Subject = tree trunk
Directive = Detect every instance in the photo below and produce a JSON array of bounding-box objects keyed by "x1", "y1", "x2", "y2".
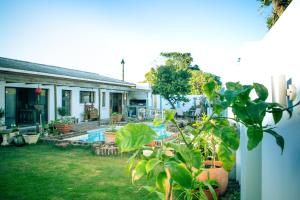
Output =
[{"x1": 166, "y1": 99, "x2": 176, "y2": 109}]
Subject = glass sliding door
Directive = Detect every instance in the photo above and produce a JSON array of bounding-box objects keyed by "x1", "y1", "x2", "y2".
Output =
[
  {"x1": 5, "y1": 87, "x2": 48, "y2": 127},
  {"x1": 5, "y1": 88, "x2": 16, "y2": 127},
  {"x1": 62, "y1": 90, "x2": 71, "y2": 116}
]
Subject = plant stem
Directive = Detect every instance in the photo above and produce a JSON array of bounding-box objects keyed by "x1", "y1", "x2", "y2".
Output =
[
  {"x1": 165, "y1": 168, "x2": 173, "y2": 200},
  {"x1": 189, "y1": 113, "x2": 214, "y2": 145},
  {"x1": 266, "y1": 100, "x2": 300, "y2": 113},
  {"x1": 172, "y1": 119, "x2": 189, "y2": 147}
]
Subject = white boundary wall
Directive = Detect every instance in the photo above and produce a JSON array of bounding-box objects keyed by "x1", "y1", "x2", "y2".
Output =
[{"x1": 236, "y1": 1, "x2": 300, "y2": 199}]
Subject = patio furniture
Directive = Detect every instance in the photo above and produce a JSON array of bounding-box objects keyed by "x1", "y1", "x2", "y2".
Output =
[{"x1": 84, "y1": 103, "x2": 98, "y2": 120}]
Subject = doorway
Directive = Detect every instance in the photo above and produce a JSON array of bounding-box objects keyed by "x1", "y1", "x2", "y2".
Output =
[
  {"x1": 110, "y1": 93, "x2": 123, "y2": 114},
  {"x1": 5, "y1": 87, "x2": 48, "y2": 127}
]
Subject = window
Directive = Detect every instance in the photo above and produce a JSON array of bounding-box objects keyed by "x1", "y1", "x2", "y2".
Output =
[
  {"x1": 80, "y1": 91, "x2": 95, "y2": 103},
  {"x1": 62, "y1": 90, "x2": 71, "y2": 116},
  {"x1": 102, "y1": 92, "x2": 106, "y2": 107}
]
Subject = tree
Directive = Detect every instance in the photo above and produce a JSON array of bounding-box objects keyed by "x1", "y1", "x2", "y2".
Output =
[
  {"x1": 148, "y1": 65, "x2": 191, "y2": 109},
  {"x1": 146, "y1": 52, "x2": 222, "y2": 108},
  {"x1": 189, "y1": 70, "x2": 221, "y2": 95},
  {"x1": 258, "y1": 0, "x2": 293, "y2": 29},
  {"x1": 160, "y1": 52, "x2": 193, "y2": 69},
  {"x1": 145, "y1": 52, "x2": 193, "y2": 109}
]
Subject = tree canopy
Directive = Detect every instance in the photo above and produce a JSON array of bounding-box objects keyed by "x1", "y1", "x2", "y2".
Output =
[
  {"x1": 258, "y1": 0, "x2": 293, "y2": 29},
  {"x1": 147, "y1": 65, "x2": 191, "y2": 109},
  {"x1": 189, "y1": 70, "x2": 221, "y2": 95},
  {"x1": 145, "y1": 52, "x2": 221, "y2": 108}
]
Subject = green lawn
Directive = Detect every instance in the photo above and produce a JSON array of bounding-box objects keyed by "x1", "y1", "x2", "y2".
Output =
[{"x1": 0, "y1": 144, "x2": 156, "y2": 200}]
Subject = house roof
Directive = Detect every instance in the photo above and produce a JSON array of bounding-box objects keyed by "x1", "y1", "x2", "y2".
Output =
[{"x1": 0, "y1": 57, "x2": 135, "y2": 87}]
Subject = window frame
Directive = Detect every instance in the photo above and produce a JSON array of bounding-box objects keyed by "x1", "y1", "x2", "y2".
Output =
[
  {"x1": 80, "y1": 91, "x2": 95, "y2": 104},
  {"x1": 102, "y1": 92, "x2": 106, "y2": 107}
]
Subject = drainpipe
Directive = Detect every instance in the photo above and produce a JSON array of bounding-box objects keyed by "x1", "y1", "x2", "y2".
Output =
[
  {"x1": 54, "y1": 84, "x2": 57, "y2": 120},
  {"x1": 98, "y1": 88, "x2": 101, "y2": 125}
]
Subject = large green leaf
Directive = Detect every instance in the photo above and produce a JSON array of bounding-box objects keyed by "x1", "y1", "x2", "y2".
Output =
[
  {"x1": 247, "y1": 126, "x2": 263, "y2": 150},
  {"x1": 272, "y1": 108, "x2": 283, "y2": 124},
  {"x1": 166, "y1": 161, "x2": 192, "y2": 189},
  {"x1": 203, "y1": 80, "x2": 217, "y2": 100},
  {"x1": 146, "y1": 158, "x2": 161, "y2": 174},
  {"x1": 264, "y1": 129, "x2": 284, "y2": 154},
  {"x1": 232, "y1": 105, "x2": 253, "y2": 124},
  {"x1": 220, "y1": 126, "x2": 239, "y2": 150},
  {"x1": 203, "y1": 181, "x2": 217, "y2": 200},
  {"x1": 226, "y1": 82, "x2": 242, "y2": 91},
  {"x1": 238, "y1": 85, "x2": 253, "y2": 104},
  {"x1": 253, "y1": 83, "x2": 268, "y2": 101},
  {"x1": 218, "y1": 143, "x2": 235, "y2": 171},
  {"x1": 224, "y1": 90, "x2": 238, "y2": 105},
  {"x1": 132, "y1": 160, "x2": 147, "y2": 182},
  {"x1": 142, "y1": 186, "x2": 165, "y2": 200},
  {"x1": 116, "y1": 123, "x2": 157, "y2": 152},
  {"x1": 164, "y1": 109, "x2": 176, "y2": 122},
  {"x1": 165, "y1": 143, "x2": 201, "y2": 169},
  {"x1": 153, "y1": 118, "x2": 164, "y2": 126},
  {"x1": 212, "y1": 99, "x2": 227, "y2": 115},
  {"x1": 245, "y1": 102, "x2": 268, "y2": 124},
  {"x1": 156, "y1": 171, "x2": 167, "y2": 193}
]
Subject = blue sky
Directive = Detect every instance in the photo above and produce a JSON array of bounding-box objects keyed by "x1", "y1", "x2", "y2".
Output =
[{"x1": 0, "y1": 0, "x2": 271, "y2": 82}]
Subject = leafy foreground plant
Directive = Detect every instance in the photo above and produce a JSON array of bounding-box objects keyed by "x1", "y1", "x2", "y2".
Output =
[{"x1": 116, "y1": 81, "x2": 299, "y2": 200}]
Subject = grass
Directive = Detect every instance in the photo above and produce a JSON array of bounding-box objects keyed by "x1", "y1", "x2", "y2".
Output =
[{"x1": 0, "y1": 144, "x2": 156, "y2": 200}]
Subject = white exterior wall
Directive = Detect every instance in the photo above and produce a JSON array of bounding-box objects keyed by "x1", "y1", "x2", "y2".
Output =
[
  {"x1": 236, "y1": 1, "x2": 300, "y2": 199},
  {"x1": 160, "y1": 95, "x2": 206, "y2": 112},
  {"x1": 100, "y1": 89, "x2": 110, "y2": 120},
  {"x1": 56, "y1": 86, "x2": 99, "y2": 121},
  {"x1": 0, "y1": 81, "x2": 134, "y2": 123},
  {"x1": 0, "y1": 81, "x2": 6, "y2": 110}
]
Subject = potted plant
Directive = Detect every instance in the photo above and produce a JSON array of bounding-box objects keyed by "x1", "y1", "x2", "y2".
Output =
[
  {"x1": 54, "y1": 107, "x2": 74, "y2": 134},
  {"x1": 111, "y1": 112, "x2": 122, "y2": 123},
  {"x1": 58, "y1": 107, "x2": 67, "y2": 117},
  {"x1": 13, "y1": 131, "x2": 25, "y2": 147},
  {"x1": 202, "y1": 180, "x2": 220, "y2": 200},
  {"x1": 7, "y1": 125, "x2": 20, "y2": 144},
  {"x1": 0, "y1": 130, "x2": 10, "y2": 146},
  {"x1": 81, "y1": 112, "x2": 88, "y2": 122},
  {"x1": 54, "y1": 118, "x2": 74, "y2": 134},
  {"x1": 23, "y1": 131, "x2": 40, "y2": 144},
  {"x1": 104, "y1": 119, "x2": 118, "y2": 143},
  {"x1": 192, "y1": 118, "x2": 230, "y2": 195}
]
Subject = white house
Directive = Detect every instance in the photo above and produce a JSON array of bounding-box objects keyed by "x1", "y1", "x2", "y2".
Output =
[{"x1": 0, "y1": 57, "x2": 151, "y2": 127}]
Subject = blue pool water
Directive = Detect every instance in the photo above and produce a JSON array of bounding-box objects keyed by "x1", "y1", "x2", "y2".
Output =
[{"x1": 73, "y1": 125, "x2": 172, "y2": 143}]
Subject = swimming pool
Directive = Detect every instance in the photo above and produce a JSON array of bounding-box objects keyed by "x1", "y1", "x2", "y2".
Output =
[{"x1": 66, "y1": 125, "x2": 173, "y2": 143}]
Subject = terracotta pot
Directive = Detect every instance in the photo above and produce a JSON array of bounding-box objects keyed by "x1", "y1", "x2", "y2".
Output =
[
  {"x1": 146, "y1": 140, "x2": 156, "y2": 147},
  {"x1": 54, "y1": 124, "x2": 73, "y2": 134},
  {"x1": 198, "y1": 161, "x2": 228, "y2": 195},
  {"x1": 111, "y1": 114, "x2": 122, "y2": 123},
  {"x1": 204, "y1": 187, "x2": 220, "y2": 200},
  {"x1": 104, "y1": 131, "x2": 117, "y2": 143}
]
